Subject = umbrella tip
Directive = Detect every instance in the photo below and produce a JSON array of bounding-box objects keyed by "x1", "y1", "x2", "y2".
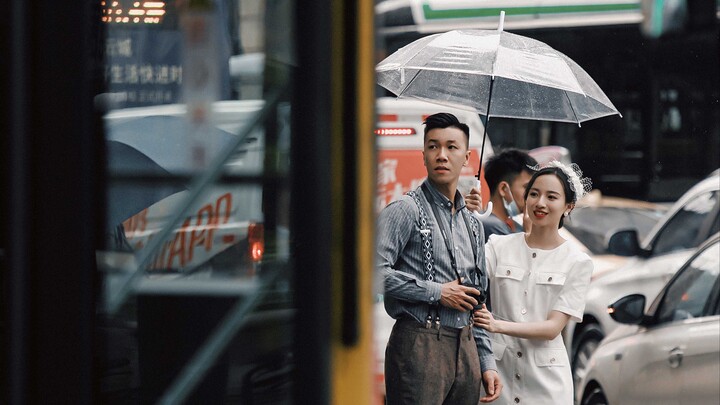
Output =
[{"x1": 498, "y1": 10, "x2": 505, "y2": 32}]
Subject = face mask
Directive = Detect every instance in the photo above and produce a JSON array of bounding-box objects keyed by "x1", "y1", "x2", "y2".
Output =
[{"x1": 502, "y1": 186, "x2": 520, "y2": 217}]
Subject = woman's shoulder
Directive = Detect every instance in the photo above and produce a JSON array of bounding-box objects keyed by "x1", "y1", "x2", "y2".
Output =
[
  {"x1": 562, "y1": 243, "x2": 594, "y2": 271},
  {"x1": 563, "y1": 240, "x2": 592, "y2": 261},
  {"x1": 487, "y1": 232, "x2": 526, "y2": 248}
]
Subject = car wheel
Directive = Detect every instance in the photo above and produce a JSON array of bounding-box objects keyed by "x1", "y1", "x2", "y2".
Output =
[
  {"x1": 572, "y1": 323, "x2": 604, "y2": 396},
  {"x1": 582, "y1": 385, "x2": 609, "y2": 405}
]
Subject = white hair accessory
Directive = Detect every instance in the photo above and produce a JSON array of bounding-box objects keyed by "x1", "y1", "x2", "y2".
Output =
[{"x1": 529, "y1": 161, "x2": 592, "y2": 202}]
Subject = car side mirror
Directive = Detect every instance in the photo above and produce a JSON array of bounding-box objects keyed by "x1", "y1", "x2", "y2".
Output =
[
  {"x1": 608, "y1": 294, "x2": 646, "y2": 324},
  {"x1": 607, "y1": 229, "x2": 641, "y2": 256}
]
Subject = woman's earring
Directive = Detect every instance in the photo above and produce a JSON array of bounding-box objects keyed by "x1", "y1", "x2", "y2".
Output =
[{"x1": 564, "y1": 212, "x2": 569, "y2": 217}]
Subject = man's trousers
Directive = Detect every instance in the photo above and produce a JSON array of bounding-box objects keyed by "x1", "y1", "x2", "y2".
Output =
[{"x1": 385, "y1": 318, "x2": 482, "y2": 405}]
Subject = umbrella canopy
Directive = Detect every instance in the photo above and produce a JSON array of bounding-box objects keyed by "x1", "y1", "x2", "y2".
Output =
[
  {"x1": 107, "y1": 140, "x2": 186, "y2": 228},
  {"x1": 376, "y1": 29, "x2": 620, "y2": 125},
  {"x1": 105, "y1": 115, "x2": 238, "y2": 227},
  {"x1": 106, "y1": 115, "x2": 237, "y2": 174}
]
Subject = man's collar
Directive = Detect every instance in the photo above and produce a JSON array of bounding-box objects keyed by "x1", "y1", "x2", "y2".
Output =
[{"x1": 423, "y1": 179, "x2": 466, "y2": 211}]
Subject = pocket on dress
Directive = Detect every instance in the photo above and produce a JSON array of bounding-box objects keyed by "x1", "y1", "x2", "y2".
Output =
[
  {"x1": 494, "y1": 265, "x2": 526, "y2": 281},
  {"x1": 491, "y1": 340, "x2": 506, "y2": 361},
  {"x1": 534, "y1": 348, "x2": 568, "y2": 367},
  {"x1": 534, "y1": 272, "x2": 566, "y2": 286}
]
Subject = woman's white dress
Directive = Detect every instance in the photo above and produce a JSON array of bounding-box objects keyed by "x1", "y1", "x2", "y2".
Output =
[{"x1": 485, "y1": 232, "x2": 593, "y2": 405}]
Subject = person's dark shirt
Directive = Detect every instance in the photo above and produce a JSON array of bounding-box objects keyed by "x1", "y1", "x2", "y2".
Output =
[{"x1": 480, "y1": 213, "x2": 523, "y2": 241}]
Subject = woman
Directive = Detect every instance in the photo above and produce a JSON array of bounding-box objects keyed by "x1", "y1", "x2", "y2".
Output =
[{"x1": 473, "y1": 161, "x2": 593, "y2": 405}]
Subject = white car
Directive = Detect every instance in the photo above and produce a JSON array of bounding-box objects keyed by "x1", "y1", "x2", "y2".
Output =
[
  {"x1": 558, "y1": 191, "x2": 667, "y2": 279},
  {"x1": 104, "y1": 101, "x2": 268, "y2": 276},
  {"x1": 566, "y1": 169, "x2": 720, "y2": 393},
  {"x1": 578, "y1": 233, "x2": 720, "y2": 405}
]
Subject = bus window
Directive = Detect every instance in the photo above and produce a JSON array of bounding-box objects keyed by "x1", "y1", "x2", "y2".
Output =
[{"x1": 98, "y1": 1, "x2": 295, "y2": 403}]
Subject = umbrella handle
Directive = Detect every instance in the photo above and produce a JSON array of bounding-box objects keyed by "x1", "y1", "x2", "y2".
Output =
[
  {"x1": 471, "y1": 179, "x2": 493, "y2": 219},
  {"x1": 473, "y1": 202, "x2": 493, "y2": 220}
]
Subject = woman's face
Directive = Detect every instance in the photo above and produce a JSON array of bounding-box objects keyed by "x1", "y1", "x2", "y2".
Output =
[{"x1": 525, "y1": 174, "x2": 572, "y2": 228}]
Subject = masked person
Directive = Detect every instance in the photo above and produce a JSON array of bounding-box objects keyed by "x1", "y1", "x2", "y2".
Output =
[
  {"x1": 465, "y1": 149, "x2": 538, "y2": 241},
  {"x1": 377, "y1": 113, "x2": 502, "y2": 405},
  {"x1": 473, "y1": 161, "x2": 594, "y2": 405}
]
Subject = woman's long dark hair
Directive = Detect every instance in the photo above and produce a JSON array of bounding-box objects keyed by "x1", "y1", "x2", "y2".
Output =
[{"x1": 523, "y1": 167, "x2": 575, "y2": 228}]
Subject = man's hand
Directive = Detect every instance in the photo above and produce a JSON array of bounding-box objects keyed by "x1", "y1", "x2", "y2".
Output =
[
  {"x1": 439, "y1": 278, "x2": 480, "y2": 311},
  {"x1": 464, "y1": 186, "x2": 483, "y2": 213},
  {"x1": 480, "y1": 369, "x2": 502, "y2": 402}
]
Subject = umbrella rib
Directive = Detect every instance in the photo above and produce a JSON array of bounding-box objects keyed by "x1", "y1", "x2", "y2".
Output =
[
  {"x1": 396, "y1": 68, "x2": 424, "y2": 98},
  {"x1": 563, "y1": 90, "x2": 581, "y2": 126}
]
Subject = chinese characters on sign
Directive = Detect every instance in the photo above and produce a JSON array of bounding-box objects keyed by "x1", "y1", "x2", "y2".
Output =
[
  {"x1": 376, "y1": 151, "x2": 426, "y2": 212},
  {"x1": 105, "y1": 30, "x2": 184, "y2": 108}
]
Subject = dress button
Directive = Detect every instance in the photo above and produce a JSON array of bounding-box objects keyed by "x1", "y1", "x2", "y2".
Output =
[
  {"x1": 515, "y1": 373, "x2": 521, "y2": 380},
  {"x1": 506, "y1": 270, "x2": 511, "y2": 276},
  {"x1": 517, "y1": 351, "x2": 523, "y2": 358},
  {"x1": 514, "y1": 398, "x2": 520, "y2": 403},
  {"x1": 550, "y1": 357, "x2": 556, "y2": 363},
  {"x1": 524, "y1": 290, "x2": 528, "y2": 296},
  {"x1": 532, "y1": 252, "x2": 537, "y2": 258},
  {"x1": 548, "y1": 276, "x2": 553, "y2": 282},
  {"x1": 521, "y1": 308, "x2": 527, "y2": 315}
]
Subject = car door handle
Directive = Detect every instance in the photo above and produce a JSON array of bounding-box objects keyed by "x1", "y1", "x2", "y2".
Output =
[{"x1": 668, "y1": 347, "x2": 684, "y2": 368}]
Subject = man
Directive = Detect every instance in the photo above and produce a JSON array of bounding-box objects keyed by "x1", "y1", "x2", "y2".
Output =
[
  {"x1": 376, "y1": 113, "x2": 502, "y2": 405},
  {"x1": 466, "y1": 149, "x2": 538, "y2": 240}
]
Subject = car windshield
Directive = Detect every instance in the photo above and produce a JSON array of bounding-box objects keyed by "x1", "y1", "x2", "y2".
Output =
[
  {"x1": 563, "y1": 206, "x2": 666, "y2": 255},
  {"x1": 655, "y1": 240, "x2": 720, "y2": 323}
]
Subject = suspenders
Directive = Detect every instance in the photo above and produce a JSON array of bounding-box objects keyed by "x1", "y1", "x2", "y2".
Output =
[
  {"x1": 406, "y1": 184, "x2": 482, "y2": 329},
  {"x1": 407, "y1": 189, "x2": 441, "y2": 329}
]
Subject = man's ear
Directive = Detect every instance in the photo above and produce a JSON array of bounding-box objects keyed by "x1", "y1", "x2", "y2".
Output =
[{"x1": 498, "y1": 181, "x2": 509, "y2": 197}]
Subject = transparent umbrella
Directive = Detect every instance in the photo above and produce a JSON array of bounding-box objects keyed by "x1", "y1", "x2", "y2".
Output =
[
  {"x1": 376, "y1": 29, "x2": 620, "y2": 124},
  {"x1": 376, "y1": 13, "x2": 621, "y2": 214}
]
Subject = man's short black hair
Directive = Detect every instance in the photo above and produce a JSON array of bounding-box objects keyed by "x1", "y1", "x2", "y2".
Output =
[
  {"x1": 423, "y1": 112, "x2": 470, "y2": 147},
  {"x1": 484, "y1": 148, "x2": 538, "y2": 194}
]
